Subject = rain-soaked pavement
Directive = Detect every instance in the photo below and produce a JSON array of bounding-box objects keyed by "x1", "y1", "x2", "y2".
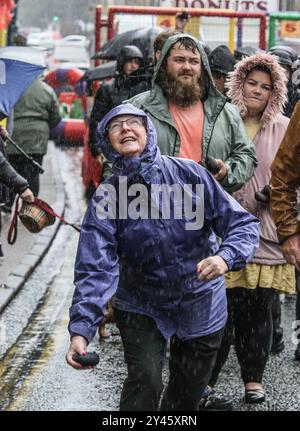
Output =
[{"x1": 0, "y1": 146, "x2": 300, "y2": 411}]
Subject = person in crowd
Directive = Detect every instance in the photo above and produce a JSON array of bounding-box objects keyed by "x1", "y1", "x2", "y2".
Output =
[
  {"x1": 234, "y1": 46, "x2": 258, "y2": 62},
  {"x1": 154, "y1": 29, "x2": 210, "y2": 65},
  {"x1": 0, "y1": 126, "x2": 34, "y2": 259},
  {"x1": 122, "y1": 31, "x2": 183, "y2": 105},
  {"x1": 268, "y1": 45, "x2": 299, "y2": 118},
  {"x1": 6, "y1": 76, "x2": 61, "y2": 197},
  {"x1": 118, "y1": 29, "x2": 194, "y2": 117},
  {"x1": 12, "y1": 32, "x2": 27, "y2": 46},
  {"x1": 153, "y1": 30, "x2": 181, "y2": 64},
  {"x1": 205, "y1": 53, "x2": 295, "y2": 407},
  {"x1": 208, "y1": 45, "x2": 236, "y2": 96},
  {"x1": 175, "y1": 11, "x2": 190, "y2": 32},
  {"x1": 88, "y1": 45, "x2": 145, "y2": 163},
  {"x1": 267, "y1": 45, "x2": 300, "y2": 354},
  {"x1": 88, "y1": 45, "x2": 147, "y2": 338},
  {"x1": 270, "y1": 100, "x2": 300, "y2": 361},
  {"x1": 128, "y1": 34, "x2": 257, "y2": 195},
  {"x1": 66, "y1": 103, "x2": 259, "y2": 411}
]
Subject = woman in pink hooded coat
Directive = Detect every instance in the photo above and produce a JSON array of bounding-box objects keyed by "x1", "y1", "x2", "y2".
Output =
[{"x1": 206, "y1": 53, "x2": 296, "y2": 406}]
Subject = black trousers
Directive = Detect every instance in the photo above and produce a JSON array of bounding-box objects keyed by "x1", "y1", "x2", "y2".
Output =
[
  {"x1": 209, "y1": 287, "x2": 274, "y2": 386},
  {"x1": 114, "y1": 308, "x2": 224, "y2": 411},
  {"x1": 8, "y1": 154, "x2": 44, "y2": 196},
  {"x1": 296, "y1": 271, "x2": 300, "y2": 322},
  {"x1": 272, "y1": 292, "x2": 283, "y2": 345}
]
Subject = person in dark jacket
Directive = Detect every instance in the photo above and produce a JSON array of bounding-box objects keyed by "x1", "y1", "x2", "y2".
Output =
[
  {"x1": 208, "y1": 45, "x2": 236, "y2": 95},
  {"x1": 0, "y1": 126, "x2": 34, "y2": 258},
  {"x1": 268, "y1": 45, "x2": 299, "y2": 118},
  {"x1": 88, "y1": 45, "x2": 145, "y2": 161},
  {"x1": 234, "y1": 46, "x2": 258, "y2": 62},
  {"x1": 6, "y1": 76, "x2": 61, "y2": 197},
  {"x1": 0, "y1": 145, "x2": 33, "y2": 202},
  {"x1": 66, "y1": 103, "x2": 260, "y2": 411}
]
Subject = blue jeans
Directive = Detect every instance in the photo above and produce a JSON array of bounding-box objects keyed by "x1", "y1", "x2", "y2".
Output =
[{"x1": 114, "y1": 308, "x2": 224, "y2": 411}]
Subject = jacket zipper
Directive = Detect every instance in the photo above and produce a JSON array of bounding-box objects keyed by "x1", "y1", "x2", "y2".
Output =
[{"x1": 204, "y1": 100, "x2": 227, "y2": 161}]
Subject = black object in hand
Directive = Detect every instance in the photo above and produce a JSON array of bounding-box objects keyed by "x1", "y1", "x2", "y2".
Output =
[
  {"x1": 72, "y1": 352, "x2": 100, "y2": 366},
  {"x1": 255, "y1": 185, "x2": 270, "y2": 204},
  {"x1": 205, "y1": 156, "x2": 221, "y2": 174}
]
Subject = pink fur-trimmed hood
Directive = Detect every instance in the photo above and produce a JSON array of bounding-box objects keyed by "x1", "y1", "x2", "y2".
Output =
[{"x1": 226, "y1": 53, "x2": 287, "y2": 126}]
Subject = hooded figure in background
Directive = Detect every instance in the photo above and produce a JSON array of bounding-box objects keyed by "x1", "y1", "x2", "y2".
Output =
[
  {"x1": 268, "y1": 45, "x2": 300, "y2": 118},
  {"x1": 208, "y1": 45, "x2": 236, "y2": 96},
  {"x1": 234, "y1": 45, "x2": 258, "y2": 62},
  {"x1": 88, "y1": 45, "x2": 147, "y2": 160},
  {"x1": 6, "y1": 75, "x2": 61, "y2": 198},
  {"x1": 66, "y1": 103, "x2": 259, "y2": 411}
]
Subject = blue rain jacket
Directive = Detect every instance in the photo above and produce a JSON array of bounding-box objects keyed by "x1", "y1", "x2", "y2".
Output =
[{"x1": 69, "y1": 104, "x2": 259, "y2": 343}]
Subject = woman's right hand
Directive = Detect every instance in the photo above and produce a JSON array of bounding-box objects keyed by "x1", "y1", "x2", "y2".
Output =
[
  {"x1": 282, "y1": 233, "x2": 300, "y2": 271},
  {"x1": 196, "y1": 256, "x2": 228, "y2": 281},
  {"x1": 0, "y1": 125, "x2": 8, "y2": 141},
  {"x1": 20, "y1": 188, "x2": 35, "y2": 203},
  {"x1": 66, "y1": 335, "x2": 88, "y2": 369}
]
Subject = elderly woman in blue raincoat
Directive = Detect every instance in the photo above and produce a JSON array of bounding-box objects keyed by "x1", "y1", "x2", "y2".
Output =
[{"x1": 66, "y1": 104, "x2": 259, "y2": 411}]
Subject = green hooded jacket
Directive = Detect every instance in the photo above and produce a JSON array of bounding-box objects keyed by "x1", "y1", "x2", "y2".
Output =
[
  {"x1": 7, "y1": 77, "x2": 61, "y2": 155},
  {"x1": 128, "y1": 34, "x2": 257, "y2": 193}
]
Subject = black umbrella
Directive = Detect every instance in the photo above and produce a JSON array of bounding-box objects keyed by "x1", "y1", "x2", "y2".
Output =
[
  {"x1": 81, "y1": 61, "x2": 117, "y2": 82},
  {"x1": 93, "y1": 27, "x2": 164, "y2": 64}
]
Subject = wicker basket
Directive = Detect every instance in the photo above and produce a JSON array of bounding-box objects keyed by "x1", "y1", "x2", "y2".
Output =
[{"x1": 19, "y1": 200, "x2": 56, "y2": 233}]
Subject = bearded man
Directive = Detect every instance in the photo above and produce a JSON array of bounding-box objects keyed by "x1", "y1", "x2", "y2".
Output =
[
  {"x1": 127, "y1": 34, "x2": 257, "y2": 411},
  {"x1": 129, "y1": 34, "x2": 257, "y2": 193}
]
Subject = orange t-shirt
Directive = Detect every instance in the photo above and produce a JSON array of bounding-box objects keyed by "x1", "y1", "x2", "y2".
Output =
[{"x1": 169, "y1": 100, "x2": 204, "y2": 163}]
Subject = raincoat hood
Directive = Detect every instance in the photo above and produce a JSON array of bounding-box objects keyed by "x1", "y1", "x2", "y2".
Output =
[
  {"x1": 97, "y1": 103, "x2": 160, "y2": 182},
  {"x1": 226, "y1": 53, "x2": 288, "y2": 126},
  {"x1": 152, "y1": 33, "x2": 219, "y2": 100},
  {"x1": 116, "y1": 45, "x2": 144, "y2": 73}
]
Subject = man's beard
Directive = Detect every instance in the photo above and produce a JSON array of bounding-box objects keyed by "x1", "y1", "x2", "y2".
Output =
[{"x1": 158, "y1": 68, "x2": 203, "y2": 107}]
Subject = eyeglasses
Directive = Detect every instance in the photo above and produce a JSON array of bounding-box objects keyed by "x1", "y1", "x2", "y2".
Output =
[{"x1": 107, "y1": 116, "x2": 144, "y2": 134}]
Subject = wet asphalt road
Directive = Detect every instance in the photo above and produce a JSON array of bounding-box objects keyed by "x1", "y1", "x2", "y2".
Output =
[
  {"x1": 2, "y1": 236, "x2": 126, "y2": 411},
  {"x1": 0, "y1": 146, "x2": 299, "y2": 411}
]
